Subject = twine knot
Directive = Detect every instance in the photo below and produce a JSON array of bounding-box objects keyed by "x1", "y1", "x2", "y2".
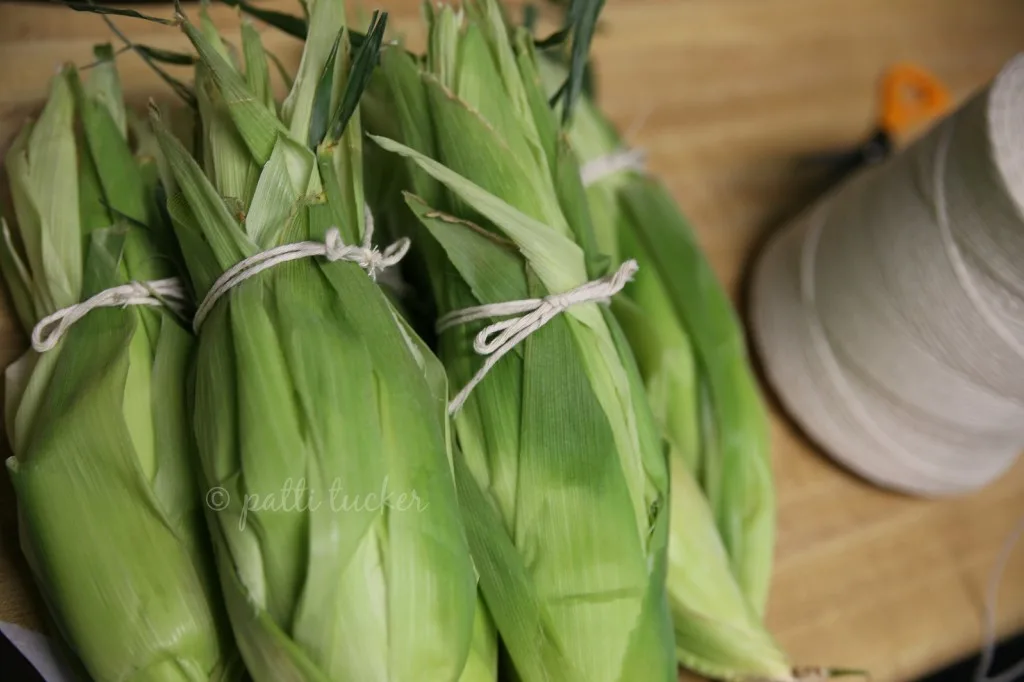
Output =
[
  {"x1": 30, "y1": 277, "x2": 189, "y2": 353},
  {"x1": 438, "y1": 260, "x2": 639, "y2": 414},
  {"x1": 193, "y1": 208, "x2": 409, "y2": 331},
  {"x1": 322, "y1": 227, "x2": 410, "y2": 279}
]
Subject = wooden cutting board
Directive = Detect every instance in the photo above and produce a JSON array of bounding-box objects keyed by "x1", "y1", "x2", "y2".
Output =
[{"x1": 1, "y1": 1, "x2": 1023, "y2": 680}]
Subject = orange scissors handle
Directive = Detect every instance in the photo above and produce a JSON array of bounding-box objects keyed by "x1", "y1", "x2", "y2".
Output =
[{"x1": 878, "y1": 63, "x2": 952, "y2": 136}]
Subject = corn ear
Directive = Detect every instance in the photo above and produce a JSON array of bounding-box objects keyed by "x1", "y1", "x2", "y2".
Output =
[
  {"x1": 666, "y1": 466, "x2": 790, "y2": 681},
  {"x1": 365, "y1": 3, "x2": 677, "y2": 679},
  {"x1": 161, "y1": 5, "x2": 479, "y2": 680},
  {"x1": 619, "y1": 181, "x2": 776, "y2": 615},
  {"x1": 1, "y1": 58, "x2": 239, "y2": 681},
  {"x1": 535, "y1": 55, "x2": 786, "y2": 678}
]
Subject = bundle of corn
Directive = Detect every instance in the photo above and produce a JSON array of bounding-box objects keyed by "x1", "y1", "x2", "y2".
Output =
[
  {"x1": 0, "y1": 47, "x2": 240, "y2": 681},
  {"x1": 149, "y1": 2, "x2": 483, "y2": 679},
  {"x1": 363, "y1": 1, "x2": 678, "y2": 680},
  {"x1": 531, "y1": 56, "x2": 792, "y2": 680}
]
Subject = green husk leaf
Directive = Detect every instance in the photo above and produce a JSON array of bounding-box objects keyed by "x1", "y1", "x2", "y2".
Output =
[
  {"x1": 75, "y1": 95, "x2": 113, "y2": 237},
  {"x1": 242, "y1": 19, "x2": 275, "y2": 110},
  {"x1": 613, "y1": 292, "x2": 701, "y2": 476},
  {"x1": 69, "y1": 67, "x2": 147, "y2": 226},
  {"x1": 195, "y1": 64, "x2": 260, "y2": 208},
  {"x1": 666, "y1": 467, "x2": 790, "y2": 681},
  {"x1": 179, "y1": 10, "x2": 287, "y2": 165},
  {"x1": 198, "y1": 3, "x2": 236, "y2": 66},
  {"x1": 452, "y1": 446, "x2": 577, "y2": 681},
  {"x1": 207, "y1": 515, "x2": 331, "y2": 682},
  {"x1": 0, "y1": 218, "x2": 37, "y2": 331},
  {"x1": 449, "y1": 23, "x2": 534, "y2": 178},
  {"x1": 514, "y1": 31, "x2": 559, "y2": 179},
  {"x1": 404, "y1": 194, "x2": 525, "y2": 310},
  {"x1": 128, "y1": 105, "x2": 177, "y2": 200},
  {"x1": 460, "y1": 596, "x2": 499, "y2": 682},
  {"x1": 425, "y1": 3, "x2": 460, "y2": 87},
  {"x1": 316, "y1": 145, "x2": 359, "y2": 245},
  {"x1": 6, "y1": 71, "x2": 80, "y2": 313},
  {"x1": 620, "y1": 180, "x2": 775, "y2": 614},
  {"x1": 326, "y1": 11, "x2": 387, "y2": 142},
  {"x1": 151, "y1": 106, "x2": 254, "y2": 276},
  {"x1": 82, "y1": 44, "x2": 127, "y2": 137},
  {"x1": 463, "y1": 0, "x2": 538, "y2": 144},
  {"x1": 307, "y1": 29, "x2": 344, "y2": 149},
  {"x1": 316, "y1": 31, "x2": 365, "y2": 245},
  {"x1": 422, "y1": 74, "x2": 565, "y2": 233},
  {"x1": 551, "y1": 131, "x2": 607, "y2": 277},
  {"x1": 245, "y1": 135, "x2": 317, "y2": 245},
  {"x1": 281, "y1": 0, "x2": 345, "y2": 143},
  {"x1": 548, "y1": 58, "x2": 784, "y2": 677},
  {"x1": 165, "y1": 192, "x2": 220, "y2": 316},
  {"x1": 370, "y1": 134, "x2": 585, "y2": 297},
  {"x1": 369, "y1": 47, "x2": 441, "y2": 204}
]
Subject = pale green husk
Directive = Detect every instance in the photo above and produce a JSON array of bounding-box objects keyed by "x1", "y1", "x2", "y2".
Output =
[
  {"x1": 535, "y1": 56, "x2": 788, "y2": 681},
  {"x1": 363, "y1": 2, "x2": 677, "y2": 680},
  {"x1": 154, "y1": 3, "x2": 479, "y2": 680},
  {"x1": 0, "y1": 49, "x2": 239, "y2": 681}
]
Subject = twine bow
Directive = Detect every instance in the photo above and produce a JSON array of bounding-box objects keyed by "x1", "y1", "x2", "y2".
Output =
[{"x1": 438, "y1": 260, "x2": 639, "y2": 414}]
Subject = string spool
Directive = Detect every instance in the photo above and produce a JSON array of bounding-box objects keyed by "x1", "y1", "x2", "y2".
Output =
[{"x1": 750, "y1": 55, "x2": 1024, "y2": 496}]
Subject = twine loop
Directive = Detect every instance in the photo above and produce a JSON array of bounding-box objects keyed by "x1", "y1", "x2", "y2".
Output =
[
  {"x1": 438, "y1": 260, "x2": 638, "y2": 414},
  {"x1": 30, "y1": 277, "x2": 188, "y2": 353},
  {"x1": 193, "y1": 208, "x2": 409, "y2": 331},
  {"x1": 31, "y1": 209, "x2": 410, "y2": 342},
  {"x1": 580, "y1": 147, "x2": 648, "y2": 186}
]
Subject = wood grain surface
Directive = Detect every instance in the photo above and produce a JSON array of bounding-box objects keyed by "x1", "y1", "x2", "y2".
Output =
[{"x1": 1, "y1": 2, "x2": 1023, "y2": 681}]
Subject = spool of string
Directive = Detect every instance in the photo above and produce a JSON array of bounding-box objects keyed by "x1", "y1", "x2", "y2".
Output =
[
  {"x1": 751, "y1": 55, "x2": 1024, "y2": 497},
  {"x1": 750, "y1": 54, "x2": 1024, "y2": 682}
]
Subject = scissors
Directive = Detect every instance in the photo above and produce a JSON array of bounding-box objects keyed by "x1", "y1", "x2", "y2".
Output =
[{"x1": 803, "y1": 63, "x2": 952, "y2": 188}]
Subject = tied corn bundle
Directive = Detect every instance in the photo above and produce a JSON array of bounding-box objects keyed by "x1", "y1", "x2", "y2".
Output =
[
  {"x1": 534, "y1": 59, "x2": 790, "y2": 680},
  {"x1": 0, "y1": 49, "x2": 239, "y2": 681},
  {"x1": 364, "y1": 1, "x2": 677, "y2": 680},
  {"x1": 153, "y1": 4, "x2": 479, "y2": 680},
  {"x1": 551, "y1": 70, "x2": 776, "y2": 616}
]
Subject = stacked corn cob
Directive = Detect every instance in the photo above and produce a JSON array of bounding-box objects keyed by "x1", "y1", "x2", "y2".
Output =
[
  {"x1": 1, "y1": 46, "x2": 239, "y2": 682},
  {"x1": 0, "y1": 1, "x2": 815, "y2": 681},
  {"x1": 527, "y1": 57, "x2": 791, "y2": 680}
]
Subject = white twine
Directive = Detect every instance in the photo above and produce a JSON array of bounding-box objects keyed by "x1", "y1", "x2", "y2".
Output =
[
  {"x1": 30, "y1": 277, "x2": 188, "y2": 353},
  {"x1": 438, "y1": 259, "x2": 638, "y2": 415},
  {"x1": 580, "y1": 147, "x2": 647, "y2": 186},
  {"x1": 192, "y1": 207, "x2": 410, "y2": 331},
  {"x1": 975, "y1": 512, "x2": 1024, "y2": 682}
]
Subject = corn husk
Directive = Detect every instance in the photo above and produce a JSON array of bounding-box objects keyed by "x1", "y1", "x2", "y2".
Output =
[
  {"x1": 0, "y1": 49, "x2": 239, "y2": 681},
  {"x1": 154, "y1": 4, "x2": 479, "y2": 680},
  {"x1": 534, "y1": 57, "x2": 790, "y2": 680},
  {"x1": 364, "y1": 2, "x2": 677, "y2": 680}
]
